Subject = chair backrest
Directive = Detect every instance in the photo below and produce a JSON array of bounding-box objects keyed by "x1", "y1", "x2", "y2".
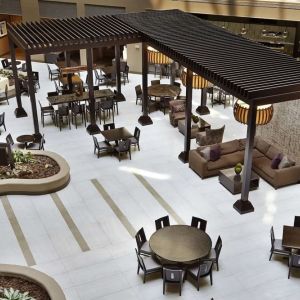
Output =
[
  {"x1": 6, "y1": 134, "x2": 14, "y2": 146},
  {"x1": 163, "y1": 267, "x2": 183, "y2": 283},
  {"x1": 38, "y1": 100, "x2": 43, "y2": 109},
  {"x1": 135, "y1": 248, "x2": 146, "y2": 272},
  {"x1": 58, "y1": 106, "x2": 69, "y2": 116},
  {"x1": 197, "y1": 260, "x2": 212, "y2": 278},
  {"x1": 270, "y1": 226, "x2": 275, "y2": 246},
  {"x1": 191, "y1": 216, "x2": 207, "y2": 231},
  {"x1": 134, "y1": 127, "x2": 140, "y2": 141},
  {"x1": 54, "y1": 80, "x2": 60, "y2": 92},
  {"x1": 32, "y1": 71, "x2": 39, "y2": 81},
  {"x1": 151, "y1": 80, "x2": 160, "y2": 86},
  {"x1": 294, "y1": 216, "x2": 300, "y2": 227},
  {"x1": 118, "y1": 139, "x2": 131, "y2": 152},
  {"x1": 47, "y1": 64, "x2": 51, "y2": 73},
  {"x1": 93, "y1": 86, "x2": 99, "y2": 90},
  {"x1": 1, "y1": 59, "x2": 9, "y2": 68},
  {"x1": 47, "y1": 91, "x2": 58, "y2": 97},
  {"x1": 103, "y1": 123, "x2": 115, "y2": 131},
  {"x1": 135, "y1": 85, "x2": 142, "y2": 97},
  {"x1": 101, "y1": 98, "x2": 113, "y2": 109},
  {"x1": 173, "y1": 82, "x2": 181, "y2": 88},
  {"x1": 21, "y1": 63, "x2": 27, "y2": 72},
  {"x1": 39, "y1": 134, "x2": 45, "y2": 150},
  {"x1": 92, "y1": 136, "x2": 99, "y2": 149},
  {"x1": 155, "y1": 215, "x2": 170, "y2": 230},
  {"x1": 135, "y1": 227, "x2": 147, "y2": 251},
  {"x1": 215, "y1": 235, "x2": 222, "y2": 259},
  {"x1": 205, "y1": 125, "x2": 225, "y2": 145},
  {"x1": 94, "y1": 69, "x2": 100, "y2": 79},
  {"x1": 0, "y1": 112, "x2": 5, "y2": 125},
  {"x1": 124, "y1": 65, "x2": 129, "y2": 74},
  {"x1": 290, "y1": 253, "x2": 300, "y2": 267}
]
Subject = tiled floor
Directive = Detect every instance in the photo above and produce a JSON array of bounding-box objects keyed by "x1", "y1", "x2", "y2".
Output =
[{"x1": 0, "y1": 61, "x2": 300, "y2": 300}]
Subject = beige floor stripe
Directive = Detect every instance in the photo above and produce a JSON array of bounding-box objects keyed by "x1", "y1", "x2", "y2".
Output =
[
  {"x1": 134, "y1": 174, "x2": 185, "y2": 225},
  {"x1": 0, "y1": 196, "x2": 36, "y2": 266},
  {"x1": 51, "y1": 193, "x2": 90, "y2": 252},
  {"x1": 91, "y1": 179, "x2": 136, "y2": 238}
]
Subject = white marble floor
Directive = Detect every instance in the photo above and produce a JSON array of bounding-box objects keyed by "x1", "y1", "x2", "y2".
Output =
[{"x1": 0, "y1": 61, "x2": 300, "y2": 300}]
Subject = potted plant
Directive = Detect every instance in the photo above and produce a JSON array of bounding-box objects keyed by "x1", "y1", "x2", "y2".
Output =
[
  {"x1": 234, "y1": 163, "x2": 243, "y2": 175},
  {"x1": 191, "y1": 114, "x2": 199, "y2": 124}
]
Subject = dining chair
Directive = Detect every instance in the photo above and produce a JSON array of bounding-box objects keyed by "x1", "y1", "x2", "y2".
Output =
[
  {"x1": 6, "y1": 134, "x2": 25, "y2": 150},
  {"x1": 135, "y1": 227, "x2": 152, "y2": 256},
  {"x1": 186, "y1": 260, "x2": 213, "y2": 290},
  {"x1": 173, "y1": 82, "x2": 181, "y2": 88},
  {"x1": 100, "y1": 98, "x2": 114, "y2": 124},
  {"x1": 32, "y1": 71, "x2": 40, "y2": 90},
  {"x1": 27, "y1": 134, "x2": 45, "y2": 150},
  {"x1": 0, "y1": 85, "x2": 9, "y2": 105},
  {"x1": 1, "y1": 58, "x2": 11, "y2": 69},
  {"x1": 129, "y1": 127, "x2": 140, "y2": 151},
  {"x1": 163, "y1": 267, "x2": 185, "y2": 296},
  {"x1": 92, "y1": 136, "x2": 113, "y2": 158},
  {"x1": 113, "y1": 90, "x2": 126, "y2": 115},
  {"x1": 269, "y1": 226, "x2": 290, "y2": 261},
  {"x1": 191, "y1": 216, "x2": 207, "y2": 232},
  {"x1": 135, "y1": 248, "x2": 162, "y2": 283},
  {"x1": 159, "y1": 96, "x2": 173, "y2": 115},
  {"x1": 71, "y1": 103, "x2": 86, "y2": 128},
  {"x1": 47, "y1": 91, "x2": 58, "y2": 97},
  {"x1": 288, "y1": 253, "x2": 300, "y2": 279},
  {"x1": 155, "y1": 215, "x2": 170, "y2": 231},
  {"x1": 115, "y1": 139, "x2": 131, "y2": 162},
  {"x1": 47, "y1": 64, "x2": 60, "y2": 81},
  {"x1": 151, "y1": 80, "x2": 160, "y2": 86},
  {"x1": 103, "y1": 123, "x2": 115, "y2": 131},
  {"x1": 122, "y1": 65, "x2": 129, "y2": 84},
  {"x1": 57, "y1": 106, "x2": 71, "y2": 131},
  {"x1": 294, "y1": 216, "x2": 300, "y2": 227},
  {"x1": 86, "y1": 101, "x2": 102, "y2": 123},
  {"x1": 135, "y1": 85, "x2": 143, "y2": 105},
  {"x1": 94, "y1": 69, "x2": 106, "y2": 85},
  {"x1": 0, "y1": 112, "x2": 6, "y2": 135},
  {"x1": 39, "y1": 100, "x2": 54, "y2": 127},
  {"x1": 206, "y1": 236, "x2": 222, "y2": 271}
]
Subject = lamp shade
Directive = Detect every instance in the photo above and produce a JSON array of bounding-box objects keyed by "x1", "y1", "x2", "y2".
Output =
[
  {"x1": 233, "y1": 100, "x2": 274, "y2": 125},
  {"x1": 147, "y1": 46, "x2": 172, "y2": 64},
  {"x1": 180, "y1": 68, "x2": 210, "y2": 89}
]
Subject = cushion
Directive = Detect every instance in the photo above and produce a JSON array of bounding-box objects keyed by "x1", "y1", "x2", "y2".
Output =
[
  {"x1": 271, "y1": 153, "x2": 283, "y2": 169},
  {"x1": 210, "y1": 144, "x2": 221, "y2": 161},
  {"x1": 253, "y1": 157, "x2": 276, "y2": 178},
  {"x1": 220, "y1": 140, "x2": 240, "y2": 155},
  {"x1": 266, "y1": 145, "x2": 281, "y2": 160},
  {"x1": 255, "y1": 137, "x2": 270, "y2": 154},
  {"x1": 278, "y1": 155, "x2": 296, "y2": 169},
  {"x1": 199, "y1": 146, "x2": 211, "y2": 161},
  {"x1": 172, "y1": 104, "x2": 185, "y2": 113}
]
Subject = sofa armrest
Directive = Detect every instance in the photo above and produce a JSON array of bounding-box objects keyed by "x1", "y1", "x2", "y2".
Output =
[
  {"x1": 189, "y1": 149, "x2": 208, "y2": 178},
  {"x1": 273, "y1": 165, "x2": 300, "y2": 188}
]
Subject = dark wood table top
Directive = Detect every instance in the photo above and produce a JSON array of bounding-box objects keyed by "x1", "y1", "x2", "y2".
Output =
[
  {"x1": 148, "y1": 84, "x2": 181, "y2": 98},
  {"x1": 101, "y1": 127, "x2": 133, "y2": 142},
  {"x1": 16, "y1": 135, "x2": 34, "y2": 144},
  {"x1": 282, "y1": 225, "x2": 300, "y2": 249},
  {"x1": 47, "y1": 89, "x2": 114, "y2": 105},
  {"x1": 149, "y1": 225, "x2": 212, "y2": 264}
]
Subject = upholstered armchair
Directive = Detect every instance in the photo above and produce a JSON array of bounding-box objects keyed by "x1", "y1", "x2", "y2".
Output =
[
  {"x1": 169, "y1": 99, "x2": 186, "y2": 127},
  {"x1": 196, "y1": 125, "x2": 225, "y2": 146}
]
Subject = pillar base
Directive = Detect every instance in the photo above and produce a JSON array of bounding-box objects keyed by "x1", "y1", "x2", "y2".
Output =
[
  {"x1": 178, "y1": 151, "x2": 189, "y2": 163},
  {"x1": 14, "y1": 107, "x2": 27, "y2": 118},
  {"x1": 138, "y1": 115, "x2": 153, "y2": 126},
  {"x1": 233, "y1": 199, "x2": 254, "y2": 214},
  {"x1": 196, "y1": 106, "x2": 210, "y2": 115},
  {"x1": 86, "y1": 124, "x2": 101, "y2": 135}
]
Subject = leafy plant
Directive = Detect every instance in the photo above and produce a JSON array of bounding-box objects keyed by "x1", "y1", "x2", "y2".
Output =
[
  {"x1": 13, "y1": 151, "x2": 34, "y2": 164},
  {"x1": 0, "y1": 287, "x2": 35, "y2": 300},
  {"x1": 191, "y1": 114, "x2": 199, "y2": 123}
]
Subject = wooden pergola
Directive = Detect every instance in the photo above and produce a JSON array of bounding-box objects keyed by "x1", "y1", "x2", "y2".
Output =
[{"x1": 8, "y1": 10, "x2": 300, "y2": 214}]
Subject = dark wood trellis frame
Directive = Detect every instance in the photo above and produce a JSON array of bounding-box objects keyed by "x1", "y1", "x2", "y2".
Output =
[{"x1": 8, "y1": 10, "x2": 300, "y2": 214}]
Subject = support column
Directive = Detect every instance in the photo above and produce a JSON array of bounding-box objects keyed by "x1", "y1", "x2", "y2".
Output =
[
  {"x1": 10, "y1": 40, "x2": 27, "y2": 118},
  {"x1": 115, "y1": 45, "x2": 121, "y2": 93},
  {"x1": 196, "y1": 88, "x2": 210, "y2": 115},
  {"x1": 65, "y1": 51, "x2": 72, "y2": 90},
  {"x1": 293, "y1": 22, "x2": 300, "y2": 58},
  {"x1": 178, "y1": 69, "x2": 193, "y2": 163},
  {"x1": 170, "y1": 61, "x2": 176, "y2": 85},
  {"x1": 138, "y1": 42, "x2": 153, "y2": 126},
  {"x1": 25, "y1": 54, "x2": 41, "y2": 140},
  {"x1": 86, "y1": 48, "x2": 100, "y2": 135},
  {"x1": 233, "y1": 104, "x2": 257, "y2": 214}
]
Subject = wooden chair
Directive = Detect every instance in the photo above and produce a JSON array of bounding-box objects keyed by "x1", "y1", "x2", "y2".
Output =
[
  {"x1": 92, "y1": 136, "x2": 113, "y2": 158},
  {"x1": 187, "y1": 260, "x2": 213, "y2": 290},
  {"x1": 39, "y1": 100, "x2": 54, "y2": 127},
  {"x1": 159, "y1": 96, "x2": 173, "y2": 115},
  {"x1": 294, "y1": 216, "x2": 300, "y2": 227},
  {"x1": 135, "y1": 85, "x2": 143, "y2": 105},
  {"x1": 129, "y1": 127, "x2": 140, "y2": 151},
  {"x1": 135, "y1": 227, "x2": 152, "y2": 256},
  {"x1": 47, "y1": 64, "x2": 59, "y2": 81},
  {"x1": 115, "y1": 139, "x2": 131, "y2": 162},
  {"x1": 163, "y1": 267, "x2": 185, "y2": 296},
  {"x1": 206, "y1": 236, "x2": 222, "y2": 271},
  {"x1": 1, "y1": 59, "x2": 11, "y2": 69},
  {"x1": 122, "y1": 65, "x2": 129, "y2": 84},
  {"x1": 0, "y1": 112, "x2": 6, "y2": 135},
  {"x1": 0, "y1": 85, "x2": 9, "y2": 105},
  {"x1": 103, "y1": 123, "x2": 115, "y2": 131},
  {"x1": 6, "y1": 134, "x2": 25, "y2": 150},
  {"x1": 155, "y1": 215, "x2": 170, "y2": 230},
  {"x1": 32, "y1": 71, "x2": 40, "y2": 90},
  {"x1": 191, "y1": 216, "x2": 207, "y2": 232},
  {"x1": 113, "y1": 90, "x2": 126, "y2": 115},
  {"x1": 71, "y1": 103, "x2": 86, "y2": 128},
  {"x1": 27, "y1": 134, "x2": 45, "y2": 150},
  {"x1": 135, "y1": 249, "x2": 162, "y2": 283},
  {"x1": 56, "y1": 106, "x2": 70, "y2": 131},
  {"x1": 100, "y1": 98, "x2": 114, "y2": 124},
  {"x1": 151, "y1": 80, "x2": 160, "y2": 86},
  {"x1": 288, "y1": 253, "x2": 300, "y2": 279},
  {"x1": 269, "y1": 226, "x2": 289, "y2": 261}
]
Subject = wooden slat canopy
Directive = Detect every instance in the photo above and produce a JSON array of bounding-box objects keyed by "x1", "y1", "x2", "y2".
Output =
[{"x1": 117, "y1": 10, "x2": 300, "y2": 105}]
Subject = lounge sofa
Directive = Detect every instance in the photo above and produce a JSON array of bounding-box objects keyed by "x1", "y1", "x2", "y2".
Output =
[{"x1": 189, "y1": 136, "x2": 300, "y2": 189}]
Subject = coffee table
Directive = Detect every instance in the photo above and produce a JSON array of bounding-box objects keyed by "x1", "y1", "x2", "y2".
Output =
[
  {"x1": 219, "y1": 167, "x2": 259, "y2": 195},
  {"x1": 149, "y1": 225, "x2": 212, "y2": 264},
  {"x1": 178, "y1": 118, "x2": 211, "y2": 139}
]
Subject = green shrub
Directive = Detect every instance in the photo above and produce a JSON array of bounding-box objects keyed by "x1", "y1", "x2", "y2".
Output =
[
  {"x1": 13, "y1": 151, "x2": 34, "y2": 164},
  {"x1": 0, "y1": 287, "x2": 35, "y2": 300}
]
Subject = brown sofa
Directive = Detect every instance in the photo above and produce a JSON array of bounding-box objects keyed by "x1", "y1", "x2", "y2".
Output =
[{"x1": 189, "y1": 136, "x2": 300, "y2": 189}]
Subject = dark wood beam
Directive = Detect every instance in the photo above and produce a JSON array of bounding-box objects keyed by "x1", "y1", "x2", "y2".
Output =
[
  {"x1": 25, "y1": 54, "x2": 41, "y2": 140},
  {"x1": 138, "y1": 42, "x2": 153, "y2": 126},
  {"x1": 179, "y1": 69, "x2": 193, "y2": 163},
  {"x1": 9, "y1": 39, "x2": 27, "y2": 118},
  {"x1": 86, "y1": 48, "x2": 100, "y2": 135},
  {"x1": 233, "y1": 104, "x2": 257, "y2": 214},
  {"x1": 115, "y1": 45, "x2": 121, "y2": 93}
]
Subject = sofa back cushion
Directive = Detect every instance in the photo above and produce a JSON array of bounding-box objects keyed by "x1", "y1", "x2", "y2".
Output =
[
  {"x1": 266, "y1": 145, "x2": 281, "y2": 160},
  {"x1": 239, "y1": 138, "x2": 247, "y2": 151},
  {"x1": 220, "y1": 140, "x2": 240, "y2": 155},
  {"x1": 255, "y1": 136, "x2": 270, "y2": 154}
]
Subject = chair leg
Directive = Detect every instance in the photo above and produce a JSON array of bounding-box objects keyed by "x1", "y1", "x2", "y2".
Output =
[
  {"x1": 269, "y1": 251, "x2": 273, "y2": 261},
  {"x1": 210, "y1": 270, "x2": 213, "y2": 285},
  {"x1": 143, "y1": 273, "x2": 146, "y2": 284},
  {"x1": 129, "y1": 150, "x2": 131, "y2": 160},
  {"x1": 137, "y1": 265, "x2": 140, "y2": 274},
  {"x1": 163, "y1": 280, "x2": 165, "y2": 294},
  {"x1": 288, "y1": 267, "x2": 291, "y2": 279},
  {"x1": 118, "y1": 152, "x2": 120, "y2": 162},
  {"x1": 216, "y1": 260, "x2": 219, "y2": 271}
]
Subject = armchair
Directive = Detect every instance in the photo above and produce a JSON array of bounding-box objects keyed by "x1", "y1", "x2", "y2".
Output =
[
  {"x1": 169, "y1": 99, "x2": 186, "y2": 127},
  {"x1": 196, "y1": 125, "x2": 225, "y2": 146}
]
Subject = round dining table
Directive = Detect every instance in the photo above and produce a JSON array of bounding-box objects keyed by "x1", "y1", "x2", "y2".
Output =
[
  {"x1": 149, "y1": 225, "x2": 212, "y2": 264},
  {"x1": 16, "y1": 134, "x2": 34, "y2": 148},
  {"x1": 148, "y1": 84, "x2": 181, "y2": 98}
]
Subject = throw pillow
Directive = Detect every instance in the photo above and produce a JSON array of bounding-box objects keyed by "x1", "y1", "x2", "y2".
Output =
[
  {"x1": 271, "y1": 153, "x2": 283, "y2": 169},
  {"x1": 200, "y1": 146, "x2": 211, "y2": 161},
  {"x1": 278, "y1": 155, "x2": 296, "y2": 169},
  {"x1": 210, "y1": 144, "x2": 221, "y2": 161},
  {"x1": 173, "y1": 104, "x2": 185, "y2": 113}
]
